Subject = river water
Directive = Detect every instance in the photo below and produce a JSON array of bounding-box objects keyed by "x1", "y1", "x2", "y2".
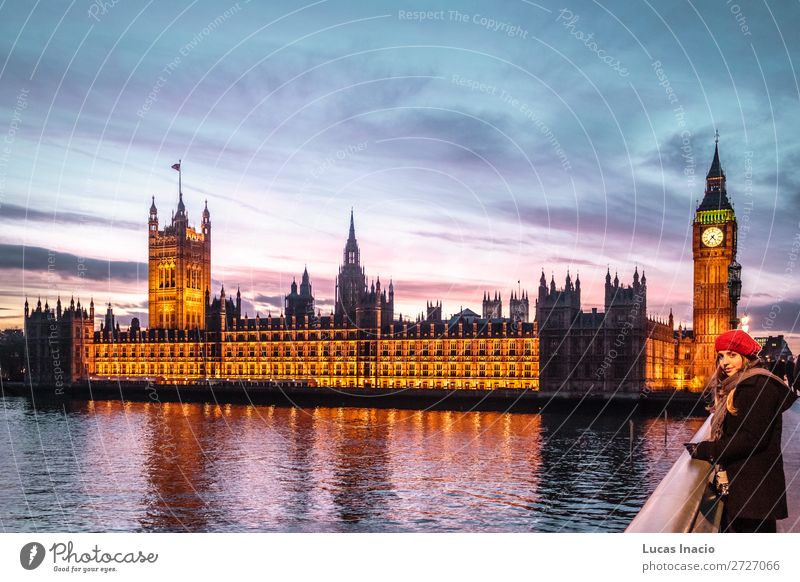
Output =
[{"x1": 0, "y1": 397, "x2": 704, "y2": 532}]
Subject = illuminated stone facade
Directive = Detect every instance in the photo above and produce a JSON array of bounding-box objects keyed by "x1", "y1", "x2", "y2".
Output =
[
  {"x1": 86, "y1": 317, "x2": 539, "y2": 390},
  {"x1": 691, "y1": 140, "x2": 739, "y2": 382},
  {"x1": 535, "y1": 269, "x2": 676, "y2": 394},
  {"x1": 148, "y1": 189, "x2": 211, "y2": 331},
  {"x1": 25, "y1": 142, "x2": 741, "y2": 394},
  {"x1": 23, "y1": 297, "x2": 94, "y2": 388}
]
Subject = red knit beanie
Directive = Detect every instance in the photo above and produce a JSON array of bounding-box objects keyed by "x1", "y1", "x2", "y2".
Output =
[{"x1": 714, "y1": 330, "x2": 761, "y2": 357}]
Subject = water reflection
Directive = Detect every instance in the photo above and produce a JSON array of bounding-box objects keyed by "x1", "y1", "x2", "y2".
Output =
[
  {"x1": 139, "y1": 402, "x2": 227, "y2": 531},
  {"x1": 329, "y1": 408, "x2": 395, "y2": 527},
  {"x1": 0, "y1": 397, "x2": 703, "y2": 532}
]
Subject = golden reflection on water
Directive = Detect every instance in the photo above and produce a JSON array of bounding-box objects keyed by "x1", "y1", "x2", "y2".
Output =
[{"x1": 1, "y1": 398, "x2": 703, "y2": 532}]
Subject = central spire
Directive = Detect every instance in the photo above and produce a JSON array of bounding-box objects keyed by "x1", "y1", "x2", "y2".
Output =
[
  {"x1": 335, "y1": 209, "x2": 368, "y2": 326},
  {"x1": 343, "y1": 208, "x2": 360, "y2": 266},
  {"x1": 348, "y1": 207, "x2": 356, "y2": 242},
  {"x1": 706, "y1": 134, "x2": 724, "y2": 180},
  {"x1": 698, "y1": 134, "x2": 732, "y2": 212}
]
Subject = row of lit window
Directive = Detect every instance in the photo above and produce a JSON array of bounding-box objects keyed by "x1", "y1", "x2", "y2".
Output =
[
  {"x1": 95, "y1": 340, "x2": 536, "y2": 358},
  {"x1": 317, "y1": 380, "x2": 536, "y2": 390},
  {"x1": 95, "y1": 362, "x2": 536, "y2": 378},
  {"x1": 95, "y1": 350, "x2": 538, "y2": 363},
  {"x1": 209, "y1": 332, "x2": 535, "y2": 342}
]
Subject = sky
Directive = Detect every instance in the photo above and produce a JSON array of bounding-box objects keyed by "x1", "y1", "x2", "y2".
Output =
[{"x1": 1, "y1": 0, "x2": 799, "y2": 349}]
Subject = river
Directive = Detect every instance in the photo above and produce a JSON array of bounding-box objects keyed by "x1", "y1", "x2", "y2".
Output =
[{"x1": 0, "y1": 397, "x2": 704, "y2": 532}]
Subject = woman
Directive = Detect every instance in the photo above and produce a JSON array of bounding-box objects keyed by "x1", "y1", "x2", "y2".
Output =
[{"x1": 688, "y1": 329, "x2": 797, "y2": 533}]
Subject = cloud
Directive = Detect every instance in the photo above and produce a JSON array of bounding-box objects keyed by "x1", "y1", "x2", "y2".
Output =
[
  {"x1": 746, "y1": 301, "x2": 800, "y2": 335},
  {"x1": 0, "y1": 203, "x2": 140, "y2": 231},
  {"x1": 549, "y1": 256, "x2": 603, "y2": 268},
  {"x1": 488, "y1": 196, "x2": 688, "y2": 259},
  {"x1": 0, "y1": 244, "x2": 145, "y2": 282},
  {"x1": 640, "y1": 130, "x2": 711, "y2": 181},
  {"x1": 253, "y1": 294, "x2": 284, "y2": 306},
  {"x1": 409, "y1": 229, "x2": 521, "y2": 249}
]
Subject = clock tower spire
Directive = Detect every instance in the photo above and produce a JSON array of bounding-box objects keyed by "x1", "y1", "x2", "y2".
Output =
[{"x1": 691, "y1": 133, "x2": 739, "y2": 384}]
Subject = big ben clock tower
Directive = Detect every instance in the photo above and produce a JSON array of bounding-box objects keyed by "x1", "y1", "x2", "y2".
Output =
[{"x1": 692, "y1": 135, "x2": 739, "y2": 382}]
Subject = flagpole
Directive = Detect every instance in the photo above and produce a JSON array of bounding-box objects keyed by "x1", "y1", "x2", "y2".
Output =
[{"x1": 178, "y1": 158, "x2": 182, "y2": 197}]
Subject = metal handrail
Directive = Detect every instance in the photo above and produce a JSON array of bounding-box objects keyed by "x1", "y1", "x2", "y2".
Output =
[
  {"x1": 626, "y1": 415, "x2": 716, "y2": 533},
  {"x1": 629, "y1": 398, "x2": 800, "y2": 533}
]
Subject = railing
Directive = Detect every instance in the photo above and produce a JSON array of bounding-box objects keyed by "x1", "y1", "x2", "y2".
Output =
[
  {"x1": 779, "y1": 400, "x2": 800, "y2": 533},
  {"x1": 626, "y1": 415, "x2": 721, "y2": 533},
  {"x1": 628, "y1": 399, "x2": 800, "y2": 533}
]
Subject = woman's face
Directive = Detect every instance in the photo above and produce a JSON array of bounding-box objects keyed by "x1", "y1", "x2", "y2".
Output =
[{"x1": 718, "y1": 350, "x2": 746, "y2": 377}]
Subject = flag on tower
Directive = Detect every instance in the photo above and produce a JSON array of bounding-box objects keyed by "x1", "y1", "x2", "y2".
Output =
[{"x1": 171, "y1": 162, "x2": 181, "y2": 171}]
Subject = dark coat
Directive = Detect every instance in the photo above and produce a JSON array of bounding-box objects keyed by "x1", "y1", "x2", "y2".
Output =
[
  {"x1": 793, "y1": 365, "x2": 800, "y2": 394},
  {"x1": 785, "y1": 358, "x2": 795, "y2": 385},
  {"x1": 695, "y1": 370, "x2": 797, "y2": 521}
]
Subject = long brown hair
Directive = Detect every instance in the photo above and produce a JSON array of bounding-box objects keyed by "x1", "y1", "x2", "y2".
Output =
[
  {"x1": 710, "y1": 353, "x2": 761, "y2": 415},
  {"x1": 711, "y1": 352, "x2": 760, "y2": 383}
]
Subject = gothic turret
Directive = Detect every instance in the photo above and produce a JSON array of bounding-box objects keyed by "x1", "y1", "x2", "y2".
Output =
[
  {"x1": 344, "y1": 208, "x2": 359, "y2": 265},
  {"x1": 335, "y1": 209, "x2": 367, "y2": 326},
  {"x1": 538, "y1": 270, "x2": 548, "y2": 304},
  {"x1": 174, "y1": 190, "x2": 187, "y2": 232},
  {"x1": 286, "y1": 267, "x2": 316, "y2": 321},
  {"x1": 103, "y1": 303, "x2": 115, "y2": 339},
  {"x1": 219, "y1": 285, "x2": 227, "y2": 332},
  {"x1": 149, "y1": 196, "x2": 158, "y2": 230},
  {"x1": 300, "y1": 266, "x2": 312, "y2": 297},
  {"x1": 482, "y1": 290, "x2": 502, "y2": 319},
  {"x1": 698, "y1": 133, "x2": 732, "y2": 211}
]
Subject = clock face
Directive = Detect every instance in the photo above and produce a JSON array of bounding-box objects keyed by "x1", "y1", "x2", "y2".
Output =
[{"x1": 702, "y1": 227, "x2": 724, "y2": 247}]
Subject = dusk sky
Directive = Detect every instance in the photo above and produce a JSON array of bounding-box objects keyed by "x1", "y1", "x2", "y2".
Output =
[{"x1": 1, "y1": 1, "x2": 799, "y2": 348}]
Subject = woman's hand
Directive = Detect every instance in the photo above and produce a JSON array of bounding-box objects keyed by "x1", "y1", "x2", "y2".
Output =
[{"x1": 685, "y1": 441, "x2": 714, "y2": 462}]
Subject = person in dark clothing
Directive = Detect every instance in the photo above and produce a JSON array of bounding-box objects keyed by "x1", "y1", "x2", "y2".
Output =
[
  {"x1": 793, "y1": 363, "x2": 800, "y2": 396},
  {"x1": 765, "y1": 356, "x2": 778, "y2": 376},
  {"x1": 786, "y1": 356, "x2": 796, "y2": 387},
  {"x1": 687, "y1": 330, "x2": 798, "y2": 533},
  {"x1": 776, "y1": 358, "x2": 788, "y2": 383}
]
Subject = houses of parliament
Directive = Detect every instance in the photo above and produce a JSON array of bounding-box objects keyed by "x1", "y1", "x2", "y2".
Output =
[{"x1": 25, "y1": 140, "x2": 742, "y2": 393}]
